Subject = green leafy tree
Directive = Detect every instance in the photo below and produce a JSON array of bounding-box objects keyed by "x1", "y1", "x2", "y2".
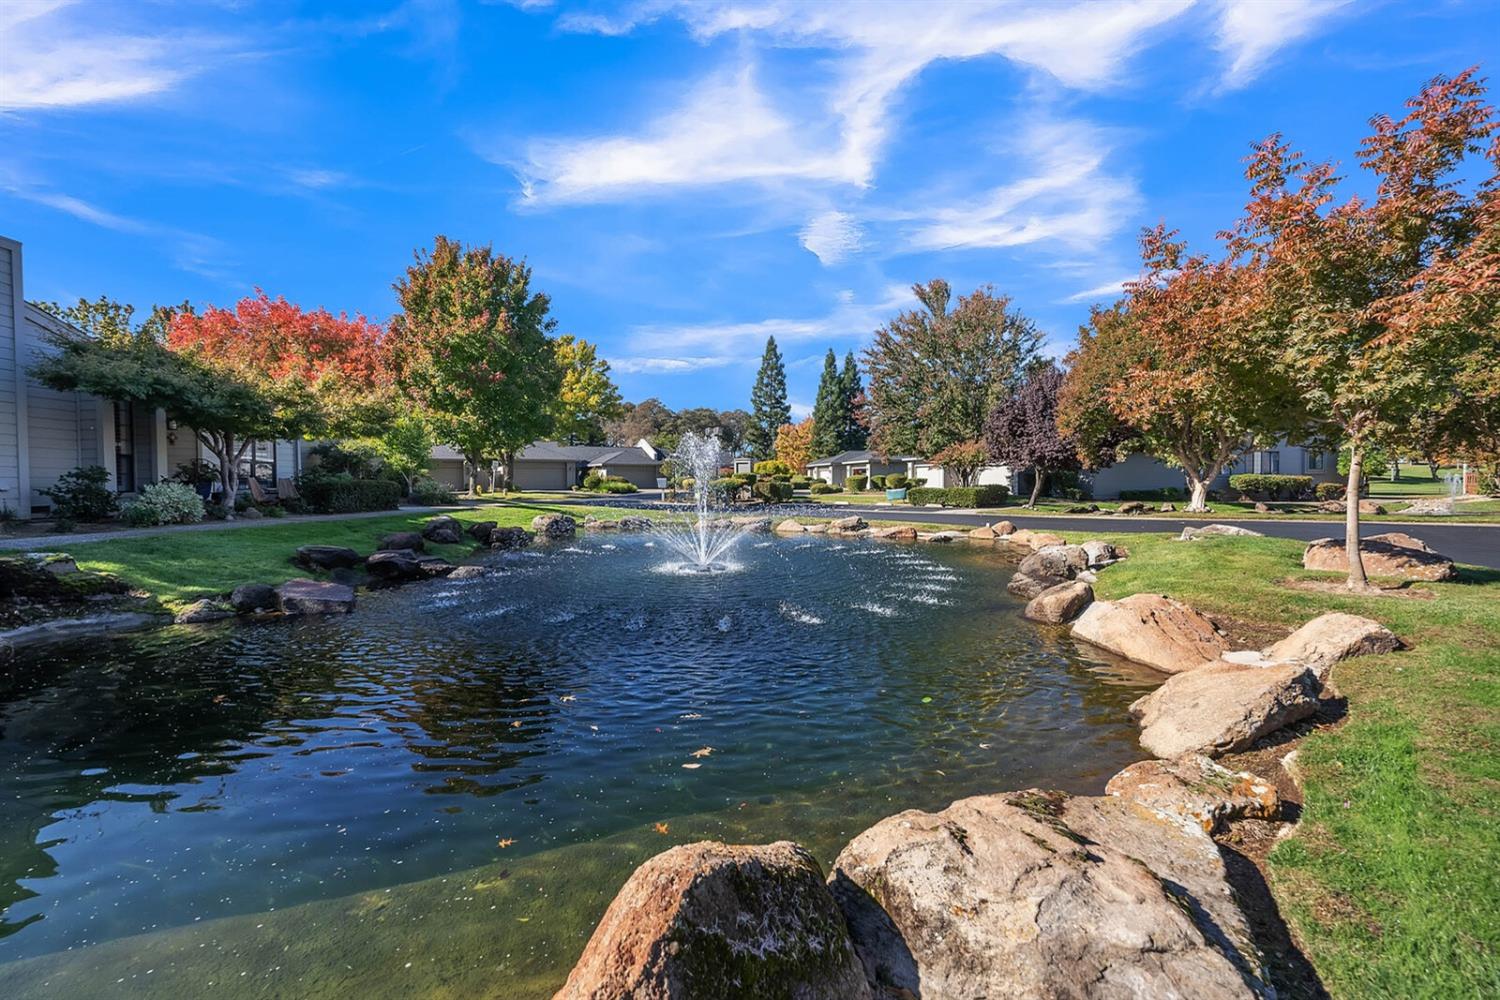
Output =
[
  {"x1": 38, "y1": 295, "x2": 188, "y2": 346},
  {"x1": 747, "y1": 336, "x2": 790, "y2": 461},
  {"x1": 838, "y1": 351, "x2": 867, "y2": 450},
  {"x1": 389, "y1": 236, "x2": 561, "y2": 492},
  {"x1": 810, "y1": 350, "x2": 845, "y2": 459},
  {"x1": 368, "y1": 413, "x2": 437, "y2": 493},
  {"x1": 864, "y1": 280, "x2": 1041, "y2": 459},
  {"x1": 551, "y1": 334, "x2": 623, "y2": 444}
]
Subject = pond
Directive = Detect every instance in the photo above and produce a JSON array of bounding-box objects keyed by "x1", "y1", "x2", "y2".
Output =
[{"x1": 0, "y1": 532, "x2": 1160, "y2": 998}]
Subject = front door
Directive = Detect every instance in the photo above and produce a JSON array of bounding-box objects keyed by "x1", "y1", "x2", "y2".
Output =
[{"x1": 113, "y1": 401, "x2": 135, "y2": 492}]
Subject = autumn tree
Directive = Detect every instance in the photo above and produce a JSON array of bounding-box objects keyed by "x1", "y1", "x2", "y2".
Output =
[
  {"x1": 389, "y1": 236, "x2": 561, "y2": 492},
  {"x1": 1226, "y1": 69, "x2": 1498, "y2": 587},
  {"x1": 864, "y1": 280, "x2": 1041, "y2": 460},
  {"x1": 985, "y1": 362, "x2": 1083, "y2": 507},
  {"x1": 929, "y1": 439, "x2": 989, "y2": 488},
  {"x1": 747, "y1": 336, "x2": 790, "y2": 461},
  {"x1": 774, "y1": 417, "x2": 816, "y2": 473},
  {"x1": 551, "y1": 335, "x2": 623, "y2": 444},
  {"x1": 810, "y1": 350, "x2": 846, "y2": 459},
  {"x1": 1059, "y1": 231, "x2": 1290, "y2": 512}
]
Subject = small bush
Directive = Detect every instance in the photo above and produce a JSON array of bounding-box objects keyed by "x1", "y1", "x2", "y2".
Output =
[
  {"x1": 885, "y1": 473, "x2": 908, "y2": 489},
  {"x1": 869, "y1": 475, "x2": 886, "y2": 489},
  {"x1": 678, "y1": 477, "x2": 696, "y2": 490},
  {"x1": 298, "y1": 473, "x2": 401, "y2": 514},
  {"x1": 809, "y1": 481, "x2": 842, "y2": 495},
  {"x1": 753, "y1": 460, "x2": 792, "y2": 476},
  {"x1": 710, "y1": 476, "x2": 745, "y2": 499},
  {"x1": 753, "y1": 480, "x2": 793, "y2": 503},
  {"x1": 848, "y1": 474, "x2": 869, "y2": 491},
  {"x1": 121, "y1": 482, "x2": 206, "y2": 527},
  {"x1": 204, "y1": 502, "x2": 231, "y2": 521},
  {"x1": 1315, "y1": 481, "x2": 1346, "y2": 501},
  {"x1": 790, "y1": 475, "x2": 812, "y2": 487},
  {"x1": 601, "y1": 480, "x2": 639, "y2": 494},
  {"x1": 907, "y1": 485, "x2": 1010, "y2": 507},
  {"x1": 581, "y1": 471, "x2": 605, "y2": 491},
  {"x1": 41, "y1": 465, "x2": 118, "y2": 521},
  {"x1": 410, "y1": 478, "x2": 457, "y2": 505},
  {"x1": 1117, "y1": 487, "x2": 1185, "y2": 502},
  {"x1": 52, "y1": 516, "x2": 77, "y2": 533},
  {"x1": 1228, "y1": 474, "x2": 1314, "y2": 500},
  {"x1": 261, "y1": 504, "x2": 285, "y2": 518},
  {"x1": 739, "y1": 472, "x2": 758, "y2": 485}
]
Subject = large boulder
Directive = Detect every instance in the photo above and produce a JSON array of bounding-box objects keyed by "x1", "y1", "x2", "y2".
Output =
[
  {"x1": 489, "y1": 526, "x2": 534, "y2": 550},
  {"x1": 173, "y1": 598, "x2": 235, "y2": 624},
  {"x1": 467, "y1": 520, "x2": 498, "y2": 544},
  {"x1": 829, "y1": 791, "x2": 1270, "y2": 1000},
  {"x1": 1179, "y1": 523, "x2": 1264, "y2": 541},
  {"x1": 1117, "y1": 500, "x2": 1148, "y2": 514},
  {"x1": 1071, "y1": 594, "x2": 1231, "y2": 674},
  {"x1": 1023, "y1": 580, "x2": 1094, "y2": 624},
  {"x1": 275, "y1": 578, "x2": 355, "y2": 615},
  {"x1": 1302, "y1": 532, "x2": 1457, "y2": 581},
  {"x1": 1080, "y1": 539, "x2": 1121, "y2": 567},
  {"x1": 990, "y1": 520, "x2": 1015, "y2": 535},
  {"x1": 731, "y1": 515, "x2": 774, "y2": 533},
  {"x1": 367, "y1": 549, "x2": 455, "y2": 581},
  {"x1": 554, "y1": 841, "x2": 870, "y2": 1000},
  {"x1": 1017, "y1": 543, "x2": 1090, "y2": 583},
  {"x1": 775, "y1": 518, "x2": 807, "y2": 535},
  {"x1": 870, "y1": 525, "x2": 917, "y2": 541},
  {"x1": 967, "y1": 525, "x2": 996, "y2": 541},
  {"x1": 829, "y1": 515, "x2": 868, "y2": 534},
  {"x1": 229, "y1": 582, "x2": 278, "y2": 614},
  {"x1": 1005, "y1": 528, "x2": 1065, "y2": 552},
  {"x1": 1106, "y1": 755, "x2": 1280, "y2": 834},
  {"x1": 531, "y1": 513, "x2": 577, "y2": 539},
  {"x1": 1130, "y1": 660, "x2": 1322, "y2": 758},
  {"x1": 420, "y1": 515, "x2": 464, "y2": 545},
  {"x1": 447, "y1": 564, "x2": 489, "y2": 580},
  {"x1": 294, "y1": 544, "x2": 362, "y2": 571},
  {"x1": 584, "y1": 517, "x2": 621, "y2": 531},
  {"x1": 378, "y1": 531, "x2": 425, "y2": 553},
  {"x1": 618, "y1": 516, "x2": 653, "y2": 532},
  {"x1": 1264, "y1": 612, "x2": 1401, "y2": 677}
]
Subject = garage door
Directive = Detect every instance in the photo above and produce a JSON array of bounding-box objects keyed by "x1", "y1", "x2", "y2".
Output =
[
  {"x1": 512, "y1": 460, "x2": 569, "y2": 491},
  {"x1": 603, "y1": 465, "x2": 659, "y2": 488},
  {"x1": 430, "y1": 459, "x2": 467, "y2": 490}
]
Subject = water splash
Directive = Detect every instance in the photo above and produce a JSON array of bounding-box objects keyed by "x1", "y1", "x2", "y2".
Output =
[{"x1": 659, "y1": 430, "x2": 746, "y2": 573}]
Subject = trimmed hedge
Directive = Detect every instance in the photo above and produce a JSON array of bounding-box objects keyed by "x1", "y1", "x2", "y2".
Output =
[
  {"x1": 301, "y1": 477, "x2": 401, "y2": 514},
  {"x1": 809, "y1": 481, "x2": 842, "y2": 494},
  {"x1": 885, "y1": 473, "x2": 908, "y2": 489},
  {"x1": 753, "y1": 480, "x2": 794, "y2": 503},
  {"x1": 601, "y1": 480, "x2": 638, "y2": 494},
  {"x1": 848, "y1": 474, "x2": 869, "y2": 490},
  {"x1": 1228, "y1": 473, "x2": 1314, "y2": 500},
  {"x1": 1315, "y1": 481, "x2": 1345, "y2": 501},
  {"x1": 907, "y1": 484, "x2": 1010, "y2": 508}
]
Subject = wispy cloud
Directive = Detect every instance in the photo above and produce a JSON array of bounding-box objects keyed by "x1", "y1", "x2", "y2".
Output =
[
  {"x1": 1062, "y1": 276, "x2": 1135, "y2": 304},
  {"x1": 0, "y1": 0, "x2": 230, "y2": 112},
  {"x1": 1214, "y1": 0, "x2": 1351, "y2": 90},
  {"x1": 799, "y1": 210, "x2": 864, "y2": 266},
  {"x1": 609, "y1": 355, "x2": 741, "y2": 374}
]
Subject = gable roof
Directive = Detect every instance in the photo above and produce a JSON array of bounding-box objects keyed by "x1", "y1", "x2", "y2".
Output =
[{"x1": 807, "y1": 450, "x2": 921, "y2": 467}]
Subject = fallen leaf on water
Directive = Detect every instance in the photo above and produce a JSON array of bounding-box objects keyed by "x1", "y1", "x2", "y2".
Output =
[
  {"x1": 690, "y1": 746, "x2": 714, "y2": 758},
  {"x1": 590, "y1": 725, "x2": 599, "y2": 732},
  {"x1": 559, "y1": 695, "x2": 576, "y2": 703},
  {"x1": 653, "y1": 822, "x2": 670, "y2": 835},
  {"x1": 679, "y1": 712, "x2": 703, "y2": 720},
  {"x1": 681, "y1": 762, "x2": 701, "y2": 769},
  {"x1": 978, "y1": 743, "x2": 992, "y2": 749},
  {"x1": 510, "y1": 720, "x2": 523, "y2": 729},
  {"x1": 212, "y1": 694, "x2": 228, "y2": 704},
  {"x1": 497, "y1": 838, "x2": 516, "y2": 849},
  {"x1": 921, "y1": 696, "x2": 933, "y2": 704}
]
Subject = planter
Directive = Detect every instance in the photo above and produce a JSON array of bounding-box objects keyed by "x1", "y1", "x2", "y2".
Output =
[{"x1": 885, "y1": 488, "x2": 907, "y2": 501}]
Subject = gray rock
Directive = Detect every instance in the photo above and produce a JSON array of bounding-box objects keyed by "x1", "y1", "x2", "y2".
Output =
[
  {"x1": 229, "y1": 582, "x2": 278, "y2": 613},
  {"x1": 447, "y1": 565, "x2": 488, "y2": 579},
  {"x1": 1179, "y1": 523, "x2": 1265, "y2": 541},
  {"x1": 378, "y1": 531, "x2": 425, "y2": 552},
  {"x1": 1117, "y1": 500, "x2": 1147, "y2": 514},
  {"x1": 295, "y1": 545, "x2": 362, "y2": 570},
  {"x1": 531, "y1": 513, "x2": 576, "y2": 539},
  {"x1": 24, "y1": 552, "x2": 78, "y2": 576},
  {"x1": 489, "y1": 526, "x2": 533, "y2": 550},
  {"x1": 617, "y1": 516, "x2": 653, "y2": 532},
  {"x1": 830, "y1": 515, "x2": 868, "y2": 534},
  {"x1": 1017, "y1": 543, "x2": 1089, "y2": 583},
  {"x1": 1023, "y1": 580, "x2": 1094, "y2": 624},
  {"x1": 0, "y1": 612, "x2": 164, "y2": 659},
  {"x1": 174, "y1": 599, "x2": 236, "y2": 624},
  {"x1": 1105, "y1": 755, "x2": 1280, "y2": 834},
  {"x1": 1130, "y1": 659, "x2": 1322, "y2": 758},
  {"x1": 829, "y1": 791, "x2": 1270, "y2": 1000},
  {"x1": 731, "y1": 515, "x2": 774, "y2": 533},
  {"x1": 467, "y1": 520, "x2": 497, "y2": 544},
  {"x1": 275, "y1": 578, "x2": 355, "y2": 615},
  {"x1": 555, "y1": 841, "x2": 871, "y2": 1000},
  {"x1": 238, "y1": 506, "x2": 264, "y2": 519},
  {"x1": 367, "y1": 549, "x2": 454, "y2": 582},
  {"x1": 1080, "y1": 539, "x2": 1121, "y2": 567},
  {"x1": 1264, "y1": 611, "x2": 1401, "y2": 677},
  {"x1": 1005, "y1": 571, "x2": 1051, "y2": 600},
  {"x1": 420, "y1": 515, "x2": 463, "y2": 545}
]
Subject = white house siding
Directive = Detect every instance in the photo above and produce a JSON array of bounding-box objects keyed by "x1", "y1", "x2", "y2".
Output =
[{"x1": 0, "y1": 240, "x2": 23, "y2": 514}]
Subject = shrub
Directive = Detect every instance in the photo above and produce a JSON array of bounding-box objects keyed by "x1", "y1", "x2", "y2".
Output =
[
  {"x1": 753, "y1": 460, "x2": 792, "y2": 476},
  {"x1": 1118, "y1": 487, "x2": 1186, "y2": 502},
  {"x1": 809, "y1": 481, "x2": 842, "y2": 494},
  {"x1": 52, "y1": 516, "x2": 77, "y2": 533},
  {"x1": 907, "y1": 485, "x2": 1010, "y2": 507},
  {"x1": 739, "y1": 472, "x2": 758, "y2": 485},
  {"x1": 306, "y1": 440, "x2": 381, "y2": 479},
  {"x1": 1227, "y1": 474, "x2": 1314, "y2": 500},
  {"x1": 1315, "y1": 482, "x2": 1346, "y2": 501},
  {"x1": 753, "y1": 480, "x2": 793, "y2": 503},
  {"x1": 172, "y1": 459, "x2": 220, "y2": 490},
  {"x1": 710, "y1": 476, "x2": 745, "y2": 499},
  {"x1": 601, "y1": 480, "x2": 639, "y2": 493},
  {"x1": 678, "y1": 477, "x2": 696, "y2": 490},
  {"x1": 260, "y1": 504, "x2": 285, "y2": 518},
  {"x1": 885, "y1": 473, "x2": 908, "y2": 489},
  {"x1": 204, "y1": 502, "x2": 231, "y2": 521},
  {"x1": 297, "y1": 473, "x2": 401, "y2": 514},
  {"x1": 848, "y1": 474, "x2": 869, "y2": 491},
  {"x1": 581, "y1": 471, "x2": 605, "y2": 491},
  {"x1": 121, "y1": 482, "x2": 206, "y2": 527},
  {"x1": 41, "y1": 465, "x2": 118, "y2": 521},
  {"x1": 410, "y1": 478, "x2": 457, "y2": 505},
  {"x1": 869, "y1": 475, "x2": 886, "y2": 489},
  {"x1": 790, "y1": 475, "x2": 812, "y2": 487}
]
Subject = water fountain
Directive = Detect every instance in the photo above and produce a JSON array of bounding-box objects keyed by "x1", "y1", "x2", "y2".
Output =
[{"x1": 659, "y1": 430, "x2": 745, "y2": 573}]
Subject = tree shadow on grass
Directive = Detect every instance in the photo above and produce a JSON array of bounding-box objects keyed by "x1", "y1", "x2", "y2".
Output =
[{"x1": 1218, "y1": 841, "x2": 1330, "y2": 1000}]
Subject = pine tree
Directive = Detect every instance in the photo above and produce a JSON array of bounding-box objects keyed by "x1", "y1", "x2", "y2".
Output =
[
  {"x1": 810, "y1": 350, "x2": 844, "y2": 459},
  {"x1": 747, "y1": 336, "x2": 790, "y2": 460},
  {"x1": 838, "y1": 351, "x2": 867, "y2": 450}
]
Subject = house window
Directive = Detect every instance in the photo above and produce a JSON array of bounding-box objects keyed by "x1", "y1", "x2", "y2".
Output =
[
  {"x1": 113, "y1": 400, "x2": 136, "y2": 493},
  {"x1": 1307, "y1": 450, "x2": 1325, "y2": 471},
  {"x1": 1258, "y1": 450, "x2": 1281, "y2": 474},
  {"x1": 236, "y1": 440, "x2": 276, "y2": 487}
]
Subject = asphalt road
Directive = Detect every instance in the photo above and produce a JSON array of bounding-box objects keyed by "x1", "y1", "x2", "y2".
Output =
[{"x1": 574, "y1": 493, "x2": 1500, "y2": 570}]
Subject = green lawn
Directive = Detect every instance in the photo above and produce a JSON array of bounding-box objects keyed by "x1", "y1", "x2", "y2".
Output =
[
  {"x1": 1052, "y1": 530, "x2": 1498, "y2": 999},
  {"x1": 62, "y1": 502, "x2": 665, "y2": 610},
  {"x1": 1366, "y1": 466, "x2": 1459, "y2": 496}
]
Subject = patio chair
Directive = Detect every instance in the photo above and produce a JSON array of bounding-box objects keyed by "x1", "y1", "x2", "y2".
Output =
[
  {"x1": 276, "y1": 478, "x2": 301, "y2": 502},
  {"x1": 247, "y1": 477, "x2": 276, "y2": 505}
]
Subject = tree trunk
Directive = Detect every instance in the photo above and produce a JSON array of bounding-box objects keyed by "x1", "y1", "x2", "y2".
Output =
[
  {"x1": 1345, "y1": 446, "x2": 1370, "y2": 591},
  {"x1": 1027, "y1": 466, "x2": 1044, "y2": 508},
  {"x1": 1390, "y1": 459, "x2": 1399, "y2": 482},
  {"x1": 500, "y1": 450, "x2": 516, "y2": 492},
  {"x1": 1186, "y1": 476, "x2": 1211, "y2": 513}
]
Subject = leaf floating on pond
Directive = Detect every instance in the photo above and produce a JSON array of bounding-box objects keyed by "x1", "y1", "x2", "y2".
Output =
[
  {"x1": 689, "y1": 746, "x2": 714, "y2": 758},
  {"x1": 559, "y1": 694, "x2": 576, "y2": 703},
  {"x1": 497, "y1": 838, "x2": 516, "y2": 849},
  {"x1": 653, "y1": 822, "x2": 670, "y2": 835},
  {"x1": 921, "y1": 696, "x2": 933, "y2": 703},
  {"x1": 681, "y1": 763, "x2": 701, "y2": 769}
]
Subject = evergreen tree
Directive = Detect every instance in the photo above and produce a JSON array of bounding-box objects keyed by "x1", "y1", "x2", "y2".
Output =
[
  {"x1": 747, "y1": 336, "x2": 790, "y2": 460},
  {"x1": 810, "y1": 350, "x2": 844, "y2": 459},
  {"x1": 838, "y1": 351, "x2": 867, "y2": 450}
]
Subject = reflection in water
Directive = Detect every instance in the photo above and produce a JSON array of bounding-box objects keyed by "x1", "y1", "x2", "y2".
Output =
[{"x1": 0, "y1": 534, "x2": 1160, "y2": 997}]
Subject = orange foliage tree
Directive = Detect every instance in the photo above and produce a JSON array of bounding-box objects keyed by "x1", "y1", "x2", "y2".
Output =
[{"x1": 774, "y1": 417, "x2": 816, "y2": 473}]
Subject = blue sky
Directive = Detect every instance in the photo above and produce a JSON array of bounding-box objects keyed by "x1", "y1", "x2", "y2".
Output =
[{"x1": 2, "y1": 1, "x2": 1496, "y2": 417}]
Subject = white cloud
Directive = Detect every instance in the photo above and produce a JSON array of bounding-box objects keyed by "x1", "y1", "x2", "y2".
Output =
[
  {"x1": 609, "y1": 355, "x2": 741, "y2": 374},
  {"x1": 0, "y1": 1, "x2": 224, "y2": 112},
  {"x1": 901, "y1": 120, "x2": 1140, "y2": 253},
  {"x1": 788, "y1": 400, "x2": 814, "y2": 420},
  {"x1": 1062, "y1": 276, "x2": 1136, "y2": 304},
  {"x1": 1215, "y1": 0, "x2": 1350, "y2": 90},
  {"x1": 799, "y1": 210, "x2": 864, "y2": 266}
]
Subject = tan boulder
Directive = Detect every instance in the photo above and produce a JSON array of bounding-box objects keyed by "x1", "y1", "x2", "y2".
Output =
[
  {"x1": 1302, "y1": 532, "x2": 1457, "y2": 581},
  {"x1": 830, "y1": 515, "x2": 868, "y2": 534},
  {"x1": 1358, "y1": 499, "x2": 1387, "y2": 515},
  {"x1": 829, "y1": 791, "x2": 1270, "y2": 1000},
  {"x1": 1006, "y1": 528, "x2": 1066, "y2": 551},
  {"x1": 1071, "y1": 594, "x2": 1231, "y2": 673},
  {"x1": 555, "y1": 841, "x2": 871, "y2": 1000},
  {"x1": 967, "y1": 525, "x2": 996, "y2": 540},
  {"x1": 803, "y1": 522, "x2": 829, "y2": 534},
  {"x1": 1023, "y1": 580, "x2": 1094, "y2": 624},
  {"x1": 1265, "y1": 612, "x2": 1401, "y2": 677},
  {"x1": 990, "y1": 520, "x2": 1015, "y2": 535},
  {"x1": 1106, "y1": 755, "x2": 1279, "y2": 834},
  {"x1": 870, "y1": 525, "x2": 917, "y2": 541},
  {"x1": 1129, "y1": 660, "x2": 1321, "y2": 758},
  {"x1": 774, "y1": 518, "x2": 807, "y2": 535}
]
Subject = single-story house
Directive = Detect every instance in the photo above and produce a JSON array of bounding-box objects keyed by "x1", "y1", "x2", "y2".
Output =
[
  {"x1": 428, "y1": 439, "x2": 665, "y2": 491},
  {"x1": 1, "y1": 236, "x2": 305, "y2": 517},
  {"x1": 805, "y1": 450, "x2": 923, "y2": 486}
]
